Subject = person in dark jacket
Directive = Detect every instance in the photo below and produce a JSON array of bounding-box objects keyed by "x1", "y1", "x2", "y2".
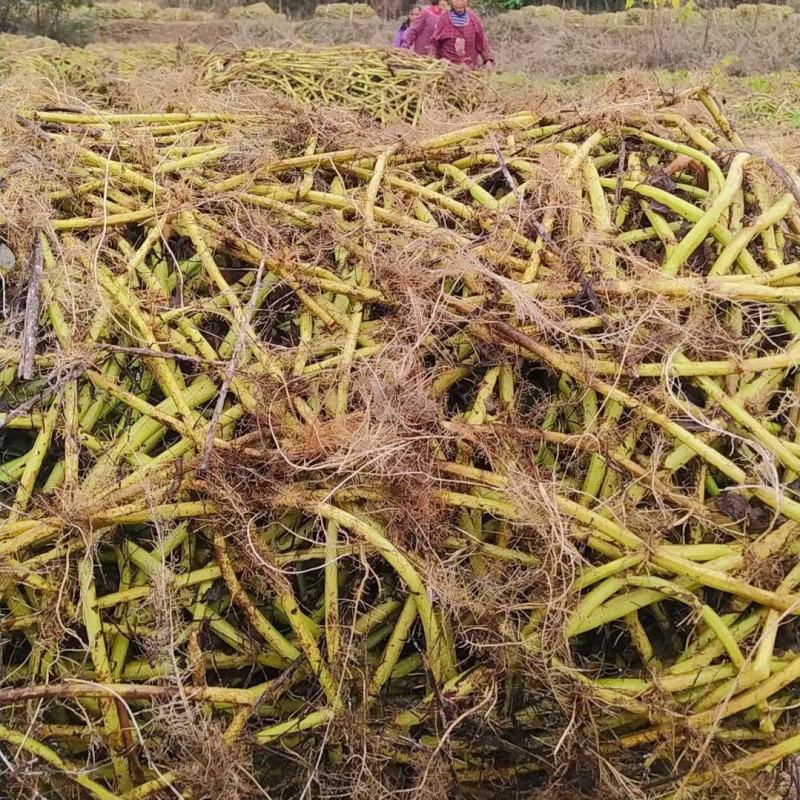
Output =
[
  {"x1": 393, "y1": 5, "x2": 422, "y2": 47},
  {"x1": 431, "y1": 0, "x2": 493, "y2": 68},
  {"x1": 403, "y1": 0, "x2": 448, "y2": 56}
]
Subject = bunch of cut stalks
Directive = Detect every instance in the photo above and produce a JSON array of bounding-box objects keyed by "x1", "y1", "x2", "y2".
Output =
[
  {"x1": 2, "y1": 87, "x2": 800, "y2": 799},
  {"x1": 198, "y1": 46, "x2": 489, "y2": 124},
  {"x1": 1, "y1": 41, "x2": 207, "y2": 98},
  {"x1": 2, "y1": 43, "x2": 490, "y2": 125}
]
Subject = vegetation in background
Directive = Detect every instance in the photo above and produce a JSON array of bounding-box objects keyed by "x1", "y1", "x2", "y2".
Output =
[{"x1": 0, "y1": 0, "x2": 83, "y2": 35}]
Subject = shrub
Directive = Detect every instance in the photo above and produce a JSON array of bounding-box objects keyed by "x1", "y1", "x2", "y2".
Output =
[{"x1": 0, "y1": 0, "x2": 86, "y2": 35}]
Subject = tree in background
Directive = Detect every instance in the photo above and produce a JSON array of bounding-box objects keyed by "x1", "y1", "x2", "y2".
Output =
[{"x1": 0, "y1": 0, "x2": 85, "y2": 33}]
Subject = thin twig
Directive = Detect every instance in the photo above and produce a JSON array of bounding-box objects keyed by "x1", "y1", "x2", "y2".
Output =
[
  {"x1": 199, "y1": 247, "x2": 267, "y2": 471},
  {"x1": 489, "y1": 131, "x2": 521, "y2": 203},
  {"x1": 17, "y1": 234, "x2": 43, "y2": 382},
  {"x1": 1, "y1": 364, "x2": 84, "y2": 429},
  {"x1": 488, "y1": 131, "x2": 568, "y2": 261}
]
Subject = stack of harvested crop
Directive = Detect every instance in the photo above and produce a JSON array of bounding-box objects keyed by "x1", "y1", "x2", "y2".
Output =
[
  {"x1": 1, "y1": 44, "x2": 489, "y2": 125},
  {"x1": 157, "y1": 7, "x2": 217, "y2": 22},
  {"x1": 200, "y1": 46, "x2": 491, "y2": 123},
  {"x1": 314, "y1": 2, "x2": 377, "y2": 18},
  {"x1": 70, "y1": 1, "x2": 161, "y2": 21},
  {"x1": 226, "y1": 1, "x2": 287, "y2": 20},
  {"x1": 2, "y1": 41, "x2": 207, "y2": 98},
  {"x1": 2, "y1": 89, "x2": 800, "y2": 798}
]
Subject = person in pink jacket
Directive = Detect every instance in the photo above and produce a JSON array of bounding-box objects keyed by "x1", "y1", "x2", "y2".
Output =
[
  {"x1": 431, "y1": 0, "x2": 493, "y2": 68},
  {"x1": 403, "y1": 0, "x2": 448, "y2": 57},
  {"x1": 393, "y1": 5, "x2": 422, "y2": 47}
]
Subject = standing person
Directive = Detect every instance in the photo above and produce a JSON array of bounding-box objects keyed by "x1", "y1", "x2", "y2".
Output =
[
  {"x1": 431, "y1": 0, "x2": 493, "y2": 68},
  {"x1": 403, "y1": 0, "x2": 447, "y2": 57},
  {"x1": 394, "y1": 5, "x2": 423, "y2": 47}
]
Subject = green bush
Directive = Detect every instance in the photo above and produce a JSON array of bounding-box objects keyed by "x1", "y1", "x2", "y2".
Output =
[{"x1": 0, "y1": 0, "x2": 86, "y2": 35}]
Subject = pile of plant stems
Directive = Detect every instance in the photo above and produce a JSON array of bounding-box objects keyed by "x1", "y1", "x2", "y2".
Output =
[
  {"x1": 0, "y1": 40, "x2": 208, "y2": 98},
  {"x1": 2, "y1": 88, "x2": 800, "y2": 798},
  {"x1": 313, "y1": 3, "x2": 377, "y2": 19},
  {"x1": 200, "y1": 46, "x2": 490, "y2": 124},
  {"x1": 1, "y1": 43, "x2": 489, "y2": 125}
]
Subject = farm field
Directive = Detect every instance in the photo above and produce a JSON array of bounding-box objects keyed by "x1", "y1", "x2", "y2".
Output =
[{"x1": 3, "y1": 5, "x2": 800, "y2": 799}]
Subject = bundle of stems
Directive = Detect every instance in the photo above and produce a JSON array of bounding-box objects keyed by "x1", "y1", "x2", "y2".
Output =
[
  {"x1": 2, "y1": 42, "x2": 490, "y2": 125},
  {"x1": 200, "y1": 46, "x2": 491, "y2": 124},
  {"x1": 1, "y1": 41, "x2": 208, "y2": 98},
  {"x1": 3, "y1": 89, "x2": 800, "y2": 798}
]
